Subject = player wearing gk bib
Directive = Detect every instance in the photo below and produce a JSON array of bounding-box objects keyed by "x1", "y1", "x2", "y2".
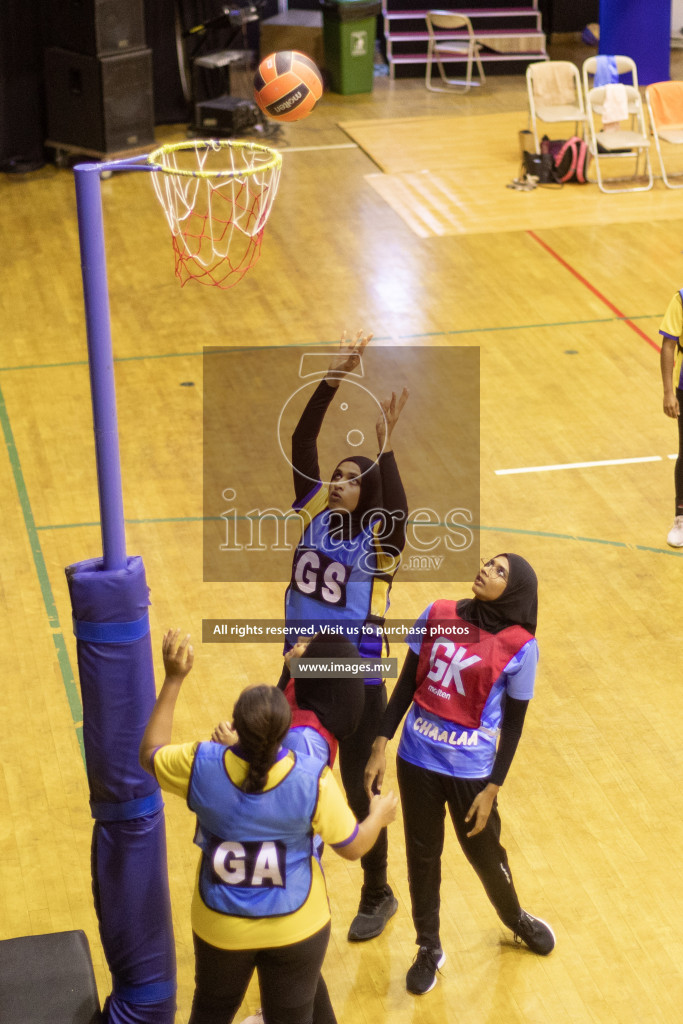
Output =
[
  {"x1": 658, "y1": 287, "x2": 683, "y2": 546},
  {"x1": 281, "y1": 330, "x2": 409, "y2": 943},
  {"x1": 140, "y1": 631, "x2": 397, "y2": 1024},
  {"x1": 365, "y1": 554, "x2": 555, "y2": 996}
]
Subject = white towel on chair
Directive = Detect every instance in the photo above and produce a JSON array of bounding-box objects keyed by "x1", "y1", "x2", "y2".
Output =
[{"x1": 602, "y1": 83, "x2": 628, "y2": 128}]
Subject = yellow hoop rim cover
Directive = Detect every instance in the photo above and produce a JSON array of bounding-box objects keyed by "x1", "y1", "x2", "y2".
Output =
[{"x1": 147, "y1": 138, "x2": 282, "y2": 179}]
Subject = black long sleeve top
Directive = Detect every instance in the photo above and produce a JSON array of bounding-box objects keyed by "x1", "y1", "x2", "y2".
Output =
[{"x1": 291, "y1": 379, "x2": 408, "y2": 554}]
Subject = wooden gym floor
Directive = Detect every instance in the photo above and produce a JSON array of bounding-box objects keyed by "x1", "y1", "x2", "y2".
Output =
[{"x1": 1, "y1": 36, "x2": 683, "y2": 1024}]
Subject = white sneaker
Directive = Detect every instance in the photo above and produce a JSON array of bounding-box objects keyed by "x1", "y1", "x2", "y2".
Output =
[
  {"x1": 667, "y1": 515, "x2": 683, "y2": 547},
  {"x1": 238, "y1": 1011, "x2": 263, "y2": 1024}
]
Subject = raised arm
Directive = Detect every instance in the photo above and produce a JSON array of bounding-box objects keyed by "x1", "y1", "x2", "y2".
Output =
[
  {"x1": 291, "y1": 380, "x2": 337, "y2": 502},
  {"x1": 139, "y1": 629, "x2": 194, "y2": 775},
  {"x1": 375, "y1": 389, "x2": 409, "y2": 554},
  {"x1": 291, "y1": 329, "x2": 373, "y2": 503}
]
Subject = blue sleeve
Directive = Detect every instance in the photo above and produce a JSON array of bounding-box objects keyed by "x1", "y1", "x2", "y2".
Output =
[
  {"x1": 503, "y1": 639, "x2": 538, "y2": 700},
  {"x1": 406, "y1": 605, "x2": 433, "y2": 655},
  {"x1": 282, "y1": 726, "x2": 331, "y2": 766}
]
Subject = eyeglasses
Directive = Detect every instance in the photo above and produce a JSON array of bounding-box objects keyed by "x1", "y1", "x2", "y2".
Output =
[{"x1": 480, "y1": 558, "x2": 508, "y2": 581}]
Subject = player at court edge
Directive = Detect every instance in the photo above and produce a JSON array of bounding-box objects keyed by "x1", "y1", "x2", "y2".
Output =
[
  {"x1": 658, "y1": 286, "x2": 683, "y2": 547},
  {"x1": 279, "y1": 330, "x2": 409, "y2": 942},
  {"x1": 365, "y1": 554, "x2": 555, "y2": 996},
  {"x1": 140, "y1": 630, "x2": 398, "y2": 1024}
]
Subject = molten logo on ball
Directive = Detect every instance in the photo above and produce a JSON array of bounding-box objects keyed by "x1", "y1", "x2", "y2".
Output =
[{"x1": 254, "y1": 50, "x2": 323, "y2": 123}]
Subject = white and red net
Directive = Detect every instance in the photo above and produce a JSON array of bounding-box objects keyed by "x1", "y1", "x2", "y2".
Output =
[{"x1": 148, "y1": 139, "x2": 282, "y2": 289}]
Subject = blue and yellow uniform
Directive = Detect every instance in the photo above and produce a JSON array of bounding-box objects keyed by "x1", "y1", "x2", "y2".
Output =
[
  {"x1": 282, "y1": 377, "x2": 408, "y2": 910},
  {"x1": 153, "y1": 741, "x2": 357, "y2": 950},
  {"x1": 659, "y1": 288, "x2": 683, "y2": 389},
  {"x1": 285, "y1": 480, "x2": 401, "y2": 679}
]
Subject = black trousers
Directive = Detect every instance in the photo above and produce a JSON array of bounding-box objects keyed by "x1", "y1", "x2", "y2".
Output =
[
  {"x1": 397, "y1": 757, "x2": 522, "y2": 950},
  {"x1": 338, "y1": 682, "x2": 388, "y2": 890},
  {"x1": 190, "y1": 923, "x2": 331, "y2": 1024},
  {"x1": 277, "y1": 666, "x2": 388, "y2": 889},
  {"x1": 676, "y1": 387, "x2": 683, "y2": 512}
]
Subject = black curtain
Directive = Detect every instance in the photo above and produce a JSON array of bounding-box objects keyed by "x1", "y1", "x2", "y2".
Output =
[
  {"x1": 538, "y1": 0, "x2": 599, "y2": 35},
  {"x1": 0, "y1": 0, "x2": 46, "y2": 170}
]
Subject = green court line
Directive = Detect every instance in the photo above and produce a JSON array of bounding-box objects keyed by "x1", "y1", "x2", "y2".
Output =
[
  {"x1": 0, "y1": 314, "x2": 664, "y2": 374},
  {"x1": 35, "y1": 513, "x2": 683, "y2": 557},
  {"x1": 0, "y1": 382, "x2": 86, "y2": 762}
]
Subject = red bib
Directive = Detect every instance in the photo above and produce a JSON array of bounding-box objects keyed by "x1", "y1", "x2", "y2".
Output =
[
  {"x1": 284, "y1": 678, "x2": 339, "y2": 767},
  {"x1": 414, "y1": 600, "x2": 532, "y2": 729}
]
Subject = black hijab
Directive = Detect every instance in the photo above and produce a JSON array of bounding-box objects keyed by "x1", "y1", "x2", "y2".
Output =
[
  {"x1": 457, "y1": 552, "x2": 538, "y2": 635},
  {"x1": 294, "y1": 634, "x2": 365, "y2": 741},
  {"x1": 328, "y1": 455, "x2": 383, "y2": 540}
]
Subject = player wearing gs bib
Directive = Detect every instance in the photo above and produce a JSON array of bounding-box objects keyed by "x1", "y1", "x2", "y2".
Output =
[
  {"x1": 365, "y1": 554, "x2": 555, "y2": 996},
  {"x1": 281, "y1": 331, "x2": 409, "y2": 943},
  {"x1": 658, "y1": 288, "x2": 683, "y2": 546},
  {"x1": 140, "y1": 632, "x2": 398, "y2": 1024}
]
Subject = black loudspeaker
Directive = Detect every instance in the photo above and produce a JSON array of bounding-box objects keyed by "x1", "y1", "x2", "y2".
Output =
[
  {"x1": 44, "y1": 0, "x2": 146, "y2": 56},
  {"x1": 45, "y1": 47, "x2": 155, "y2": 153}
]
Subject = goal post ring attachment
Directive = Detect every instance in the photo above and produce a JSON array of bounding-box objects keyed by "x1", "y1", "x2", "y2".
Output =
[{"x1": 147, "y1": 137, "x2": 283, "y2": 289}]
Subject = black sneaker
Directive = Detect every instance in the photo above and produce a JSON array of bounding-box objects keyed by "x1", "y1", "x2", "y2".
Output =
[
  {"x1": 406, "y1": 946, "x2": 446, "y2": 995},
  {"x1": 347, "y1": 884, "x2": 398, "y2": 942},
  {"x1": 513, "y1": 910, "x2": 555, "y2": 955}
]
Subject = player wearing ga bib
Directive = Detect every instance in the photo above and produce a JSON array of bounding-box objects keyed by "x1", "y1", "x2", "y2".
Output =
[
  {"x1": 397, "y1": 600, "x2": 537, "y2": 778},
  {"x1": 153, "y1": 741, "x2": 357, "y2": 951},
  {"x1": 142, "y1": 647, "x2": 398, "y2": 1024},
  {"x1": 189, "y1": 742, "x2": 325, "y2": 919}
]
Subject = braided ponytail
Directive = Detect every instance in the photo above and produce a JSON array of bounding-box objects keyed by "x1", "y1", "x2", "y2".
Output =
[{"x1": 233, "y1": 685, "x2": 291, "y2": 794}]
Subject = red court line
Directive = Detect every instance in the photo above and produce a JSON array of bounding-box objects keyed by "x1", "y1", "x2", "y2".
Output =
[{"x1": 527, "y1": 230, "x2": 661, "y2": 353}]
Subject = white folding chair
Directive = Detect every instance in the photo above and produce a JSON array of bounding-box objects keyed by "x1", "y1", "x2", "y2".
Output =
[
  {"x1": 646, "y1": 80, "x2": 683, "y2": 189},
  {"x1": 585, "y1": 83, "x2": 653, "y2": 192},
  {"x1": 582, "y1": 55, "x2": 639, "y2": 106},
  {"x1": 425, "y1": 11, "x2": 486, "y2": 93},
  {"x1": 526, "y1": 60, "x2": 586, "y2": 152}
]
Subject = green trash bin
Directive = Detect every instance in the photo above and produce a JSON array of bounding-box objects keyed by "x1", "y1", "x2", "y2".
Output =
[{"x1": 321, "y1": 0, "x2": 381, "y2": 95}]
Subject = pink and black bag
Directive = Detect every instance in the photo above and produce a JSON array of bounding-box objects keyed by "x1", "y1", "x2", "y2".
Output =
[{"x1": 549, "y1": 136, "x2": 589, "y2": 183}]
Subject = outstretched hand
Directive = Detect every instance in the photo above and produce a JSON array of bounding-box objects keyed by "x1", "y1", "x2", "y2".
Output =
[
  {"x1": 325, "y1": 329, "x2": 373, "y2": 386},
  {"x1": 162, "y1": 628, "x2": 194, "y2": 683},
  {"x1": 376, "y1": 387, "x2": 410, "y2": 451}
]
